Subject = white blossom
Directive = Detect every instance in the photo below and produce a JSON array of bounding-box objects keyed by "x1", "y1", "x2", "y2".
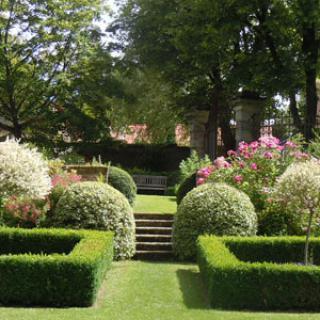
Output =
[{"x1": 0, "y1": 138, "x2": 51, "y2": 198}]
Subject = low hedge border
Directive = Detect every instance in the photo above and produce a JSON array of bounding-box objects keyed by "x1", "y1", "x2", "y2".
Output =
[
  {"x1": 0, "y1": 227, "x2": 113, "y2": 307},
  {"x1": 197, "y1": 235, "x2": 320, "y2": 311}
]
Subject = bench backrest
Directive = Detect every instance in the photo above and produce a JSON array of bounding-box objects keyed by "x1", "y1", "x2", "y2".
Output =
[{"x1": 133, "y1": 175, "x2": 167, "y2": 190}]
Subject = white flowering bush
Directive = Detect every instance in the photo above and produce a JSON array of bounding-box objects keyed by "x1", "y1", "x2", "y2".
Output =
[
  {"x1": 52, "y1": 182, "x2": 135, "y2": 260},
  {"x1": 274, "y1": 160, "x2": 320, "y2": 264},
  {"x1": 173, "y1": 183, "x2": 257, "y2": 260},
  {"x1": 0, "y1": 139, "x2": 51, "y2": 198}
]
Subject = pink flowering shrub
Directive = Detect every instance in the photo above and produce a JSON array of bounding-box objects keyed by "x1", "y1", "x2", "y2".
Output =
[
  {"x1": 49, "y1": 171, "x2": 81, "y2": 212},
  {"x1": 51, "y1": 171, "x2": 82, "y2": 188},
  {"x1": 199, "y1": 136, "x2": 309, "y2": 211},
  {"x1": 2, "y1": 196, "x2": 49, "y2": 228}
]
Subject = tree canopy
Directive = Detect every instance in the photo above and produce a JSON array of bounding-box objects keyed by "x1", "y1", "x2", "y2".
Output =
[
  {"x1": 112, "y1": 0, "x2": 320, "y2": 154},
  {"x1": 0, "y1": 0, "x2": 105, "y2": 138}
]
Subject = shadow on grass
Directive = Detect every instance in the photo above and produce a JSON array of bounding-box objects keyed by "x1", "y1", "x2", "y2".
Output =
[{"x1": 176, "y1": 268, "x2": 210, "y2": 310}]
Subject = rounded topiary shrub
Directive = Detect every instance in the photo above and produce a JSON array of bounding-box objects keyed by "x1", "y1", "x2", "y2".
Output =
[
  {"x1": 176, "y1": 173, "x2": 197, "y2": 205},
  {"x1": 173, "y1": 183, "x2": 257, "y2": 260},
  {"x1": 52, "y1": 182, "x2": 135, "y2": 259},
  {"x1": 107, "y1": 166, "x2": 137, "y2": 206}
]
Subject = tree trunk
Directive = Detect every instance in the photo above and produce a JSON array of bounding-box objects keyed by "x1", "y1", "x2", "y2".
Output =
[
  {"x1": 206, "y1": 94, "x2": 218, "y2": 160},
  {"x1": 305, "y1": 69, "x2": 318, "y2": 141},
  {"x1": 289, "y1": 92, "x2": 303, "y2": 133},
  {"x1": 12, "y1": 116, "x2": 22, "y2": 139},
  {"x1": 219, "y1": 109, "x2": 236, "y2": 153},
  {"x1": 302, "y1": 25, "x2": 319, "y2": 141},
  {"x1": 304, "y1": 209, "x2": 314, "y2": 265}
]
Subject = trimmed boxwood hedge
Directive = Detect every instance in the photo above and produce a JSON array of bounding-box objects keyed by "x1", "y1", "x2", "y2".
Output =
[
  {"x1": 197, "y1": 235, "x2": 320, "y2": 311},
  {"x1": 0, "y1": 227, "x2": 113, "y2": 307}
]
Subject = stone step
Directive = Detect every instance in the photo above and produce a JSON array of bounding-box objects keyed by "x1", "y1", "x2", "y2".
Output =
[
  {"x1": 134, "y1": 250, "x2": 174, "y2": 261},
  {"x1": 136, "y1": 226, "x2": 172, "y2": 235},
  {"x1": 136, "y1": 234, "x2": 172, "y2": 243},
  {"x1": 136, "y1": 242, "x2": 172, "y2": 251},
  {"x1": 135, "y1": 219, "x2": 173, "y2": 227},
  {"x1": 134, "y1": 213, "x2": 174, "y2": 220}
]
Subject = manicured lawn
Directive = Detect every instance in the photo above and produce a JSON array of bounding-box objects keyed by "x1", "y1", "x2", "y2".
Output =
[
  {"x1": 134, "y1": 195, "x2": 177, "y2": 213},
  {"x1": 1, "y1": 261, "x2": 320, "y2": 320}
]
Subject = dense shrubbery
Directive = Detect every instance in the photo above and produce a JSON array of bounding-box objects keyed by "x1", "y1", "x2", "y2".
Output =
[
  {"x1": 176, "y1": 173, "x2": 196, "y2": 205},
  {"x1": 2, "y1": 196, "x2": 49, "y2": 228},
  {"x1": 107, "y1": 166, "x2": 137, "y2": 205},
  {"x1": 173, "y1": 183, "x2": 257, "y2": 260},
  {"x1": 51, "y1": 182, "x2": 135, "y2": 259},
  {"x1": 48, "y1": 170, "x2": 82, "y2": 214},
  {"x1": 273, "y1": 160, "x2": 320, "y2": 264},
  {"x1": 198, "y1": 235, "x2": 320, "y2": 310},
  {"x1": 199, "y1": 137, "x2": 307, "y2": 211},
  {"x1": 258, "y1": 202, "x2": 303, "y2": 236},
  {"x1": 0, "y1": 228, "x2": 113, "y2": 307},
  {"x1": 179, "y1": 150, "x2": 211, "y2": 180},
  {"x1": 0, "y1": 139, "x2": 51, "y2": 198}
]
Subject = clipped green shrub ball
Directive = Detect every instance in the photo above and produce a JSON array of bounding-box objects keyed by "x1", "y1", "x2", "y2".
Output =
[
  {"x1": 173, "y1": 183, "x2": 257, "y2": 260},
  {"x1": 107, "y1": 166, "x2": 137, "y2": 206},
  {"x1": 52, "y1": 182, "x2": 135, "y2": 259},
  {"x1": 176, "y1": 173, "x2": 196, "y2": 205}
]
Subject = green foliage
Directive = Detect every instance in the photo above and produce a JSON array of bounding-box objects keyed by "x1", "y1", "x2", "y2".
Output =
[
  {"x1": 109, "y1": 69, "x2": 184, "y2": 144},
  {"x1": 2, "y1": 196, "x2": 49, "y2": 228},
  {"x1": 173, "y1": 183, "x2": 257, "y2": 260},
  {"x1": 0, "y1": 228, "x2": 113, "y2": 307},
  {"x1": 258, "y1": 202, "x2": 303, "y2": 236},
  {"x1": 207, "y1": 137, "x2": 307, "y2": 211},
  {"x1": 0, "y1": 0, "x2": 105, "y2": 138},
  {"x1": 198, "y1": 235, "x2": 320, "y2": 310},
  {"x1": 308, "y1": 131, "x2": 320, "y2": 158},
  {"x1": 51, "y1": 182, "x2": 135, "y2": 260},
  {"x1": 179, "y1": 151, "x2": 211, "y2": 181},
  {"x1": 176, "y1": 173, "x2": 196, "y2": 205},
  {"x1": 273, "y1": 160, "x2": 320, "y2": 264},
  {"x1": 107, "y1": 166, "x2": 137, "y2": 206}
]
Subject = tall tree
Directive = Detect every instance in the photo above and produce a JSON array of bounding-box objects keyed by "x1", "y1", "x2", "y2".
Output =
[
  {"x1": 114, "y1": 0, "x2": 320, "y2": 149},
  {"x1": 109, "y1": 69, "x2": 184, "y2": 144},
  {"x1": 0, "y1": 0, "x2": 105, "y2": 138}
]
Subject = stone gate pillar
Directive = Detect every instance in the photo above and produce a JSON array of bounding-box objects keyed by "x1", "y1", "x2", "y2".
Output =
[
  {"x1": 189, "y1": 111, "x2": 209, "y2": 156},
  {"x1": 234, "y1": 96, "x2": 266, "y2": 145}
]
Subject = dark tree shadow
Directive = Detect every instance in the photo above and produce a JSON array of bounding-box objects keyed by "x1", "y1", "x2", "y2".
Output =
[{"x1": 176, "y1": 268, "x2": 210, "y2": 310}]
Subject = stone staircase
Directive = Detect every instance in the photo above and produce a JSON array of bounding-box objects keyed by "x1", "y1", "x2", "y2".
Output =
[{"x1": 134, "y1": 213, "x2": 174, "y2": 260}]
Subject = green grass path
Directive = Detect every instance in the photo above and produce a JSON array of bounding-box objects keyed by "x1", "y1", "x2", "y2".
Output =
[
  {"x1": 134, "y1": 195, "x2": 177, "y2": 213},
  {"x1": 1, "y1": 261, "x2": 320, "y2": 320}
]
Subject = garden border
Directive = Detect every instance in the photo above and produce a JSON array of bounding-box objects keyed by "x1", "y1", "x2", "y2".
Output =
[
  {"x1": 197, "y1": 235, "x2": 320, "y2": 310},
  {"x1": 0, "y1": 227, "x2": 113, "y2": 307}
]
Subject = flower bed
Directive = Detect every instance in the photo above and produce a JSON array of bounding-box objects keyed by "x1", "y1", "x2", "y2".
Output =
[
  {"x1": 197, "y1": 235, "x2": 320, "y2": 310},
  {"x1": 0, "y1": 228, "x2": 113, "y2": 307}
]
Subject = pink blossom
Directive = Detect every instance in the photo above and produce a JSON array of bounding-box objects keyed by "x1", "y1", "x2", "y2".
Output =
[
  {"x1": 238, "y1": 141, "x2": 249, "y2": 154},
  {"x1": 250, "y1": 163, "x2": 258, "y2": 170},
  {"x1": 293, "y1": 151, "x2": 310, "y2": 160},
  {"x1": 285, "y1": 141, "x2": 297, "y2": 148},
  {"x1": 234, "y1": 175, "x2": 243, "y2": 184},
  {"x1": 223, "y1": 162, "x2": 231, "y2": 168},
  {"x1": 264, "y1": 151, "x2": 273, "y2": 159},
  {"x1": 259, "y1": 136, "x2": 280, "y2": 149},
  {"x1": 227, "y1": 150, "x2": 237, "y2": 157},
  {"x1": 214, "y1": 157, "x2": 229, "y2": 169},
  {"x1": 197, "y1": 178, "x2": 205, "y2": 186},
  {"x1": 238, "y1": 161, "x2": 245, "y2": 169}
]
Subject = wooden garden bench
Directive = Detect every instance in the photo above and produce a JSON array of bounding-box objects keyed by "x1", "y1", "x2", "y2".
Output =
[{"x1": 132, "y1": 175, "x2": 167, "y2": 192}]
